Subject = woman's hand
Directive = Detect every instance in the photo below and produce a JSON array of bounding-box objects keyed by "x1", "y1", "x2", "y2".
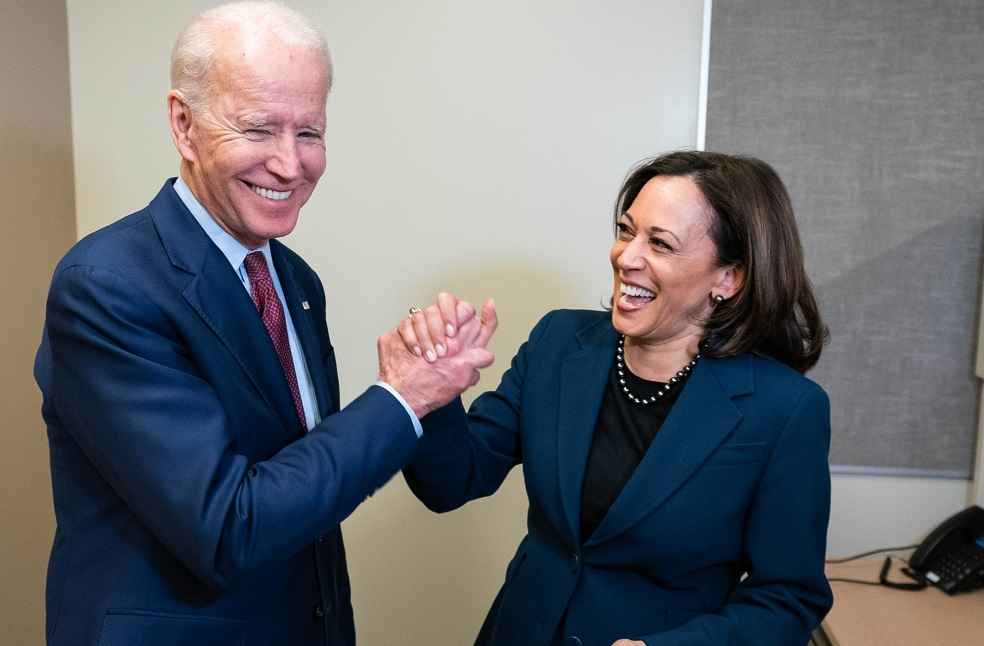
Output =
[
  {"x1": 399, "y1": 292, "x2": 497, "y2": 361},
  {"x1": 611, "y1": 640, "x2": 646, "y2": 646},
  {"x1": 399, "y1": 292, "x2": 470, "y2": 361}
]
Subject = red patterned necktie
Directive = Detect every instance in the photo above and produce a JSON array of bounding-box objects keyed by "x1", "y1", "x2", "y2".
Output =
[{"x1": 243, "y1": 251, "x2": 306, "y2": 429}]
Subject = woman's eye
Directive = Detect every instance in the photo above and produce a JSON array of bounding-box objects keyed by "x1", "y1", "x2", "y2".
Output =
[
  {"x1": 650, "y1": 237, "x2": 672, "y2": 250},
  {"x1": 616, "y1": 223, "x2": 633, "y2": 238}
]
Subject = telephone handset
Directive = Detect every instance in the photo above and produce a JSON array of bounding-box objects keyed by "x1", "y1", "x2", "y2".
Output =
[{"x1": 908, "y1": 505, "x2": 984, "y2": 594}]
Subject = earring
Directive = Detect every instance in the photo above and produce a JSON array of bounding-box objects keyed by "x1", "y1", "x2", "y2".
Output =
[{"x1": 711, "y1": 294, "x2": 725, "y2": 305}]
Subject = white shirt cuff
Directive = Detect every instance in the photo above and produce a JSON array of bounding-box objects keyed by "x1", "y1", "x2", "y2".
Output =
[{"x1": 374, "y1": 381, "x2": 423, "y2": 438}]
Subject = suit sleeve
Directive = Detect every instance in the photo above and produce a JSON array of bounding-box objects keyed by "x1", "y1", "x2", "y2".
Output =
[
  {"x1": 42, "y1": 264, "x2": 418, "y2": 589},
  {"x1": 403, "y1": 311, "x2": 556, "y2": 512},
  {"x1": 641, "y1": 385, "x2": 833, "y2": 646}
]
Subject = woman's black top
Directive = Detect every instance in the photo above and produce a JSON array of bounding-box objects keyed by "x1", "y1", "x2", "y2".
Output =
[{"x1": 579, "y1": 355, "x2": 685, "y2": 542}]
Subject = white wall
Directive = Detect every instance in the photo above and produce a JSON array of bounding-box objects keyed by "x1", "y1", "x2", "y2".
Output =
[
  {"x1": 828, "y1": 475, "x2": 970, "y2": 557},
  {"x1": 66, "y1": 1, "x2": 705, "y2": 642}
]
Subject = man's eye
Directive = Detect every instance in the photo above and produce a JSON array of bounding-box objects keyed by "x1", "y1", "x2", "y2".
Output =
[
  {"x1": 298, "y1": 131, "x2": 322, "y2": 140},
  {"x1": 246, "y1": 129, "x2": 271, "y2": 136}
]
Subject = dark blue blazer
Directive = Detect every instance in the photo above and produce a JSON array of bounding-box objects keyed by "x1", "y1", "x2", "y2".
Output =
[
  {"x1": 35, "y1": 180, "x2": 417, "y2": 646},
  {"x1": 405, "y1": 309, "x2": 832, "y2": 646}
]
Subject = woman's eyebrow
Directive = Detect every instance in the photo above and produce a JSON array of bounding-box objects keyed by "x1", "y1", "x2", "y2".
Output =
[
  {"x1": 648, "y1": 225, "x2": 681, "y2": 246},
  {"x1": 622, "y1": 213, "x2": 682, "y2": 245}
]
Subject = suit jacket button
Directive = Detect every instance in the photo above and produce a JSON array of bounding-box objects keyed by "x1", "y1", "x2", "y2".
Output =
[
  {"x1": 571, "y1": 553, "x2": 580, "y2": 571},
  {"x1": 318, "y1": 534, "x2": 329, "y2": 544},
  {"x1": 566, "y1": 636, "x2": 583, "y2": 646},
  {"x1": 313, "y1": 605, "x2": 324, "y2": 618}
]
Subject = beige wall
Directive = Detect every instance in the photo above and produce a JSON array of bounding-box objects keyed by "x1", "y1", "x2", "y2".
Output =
[{"x1": 0, "y1": 1, "x2": 76, "y2": 643}]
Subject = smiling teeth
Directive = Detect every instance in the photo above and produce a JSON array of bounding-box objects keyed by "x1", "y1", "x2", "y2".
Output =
[
  {"x1": 620, "y1": 284, "x2": 655, "y2": 298},
  {"x1": 250, "y1": 184, "x2": 292, "y2": 201}
]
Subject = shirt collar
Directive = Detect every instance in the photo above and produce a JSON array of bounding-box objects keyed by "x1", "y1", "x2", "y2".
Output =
[{"x1": 173, "y1": 176, "x2": 272, "y2": 272}]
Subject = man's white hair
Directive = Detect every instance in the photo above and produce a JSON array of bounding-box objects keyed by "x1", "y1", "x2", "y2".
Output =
[{"x1": 170, "y1": 1, "x2": 332, "y2": 112}]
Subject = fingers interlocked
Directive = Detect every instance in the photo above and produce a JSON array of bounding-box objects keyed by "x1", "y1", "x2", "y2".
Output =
[{"x1": 401, "y1": 292, "x2": 481, "y2": 362}]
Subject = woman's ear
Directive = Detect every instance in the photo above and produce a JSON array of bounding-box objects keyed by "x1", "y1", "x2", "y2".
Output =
[
  {"x1": 714, "y1": 264, "x2": 745, "y2": 300},
  {"x1": 167, "y1": 90, "x2": 197, "y2": 164}
]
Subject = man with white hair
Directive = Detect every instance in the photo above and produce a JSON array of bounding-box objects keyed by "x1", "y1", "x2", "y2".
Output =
[{"x1": 34, "y1": 3, "x2": 494, "y2": 645}]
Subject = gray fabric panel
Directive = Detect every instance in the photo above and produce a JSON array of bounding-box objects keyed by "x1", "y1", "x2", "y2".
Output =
[{"x1": 707, "y1": 0, "x2": 984, "y2": 475}]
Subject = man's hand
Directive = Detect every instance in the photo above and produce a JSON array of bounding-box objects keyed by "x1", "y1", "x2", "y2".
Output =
[{"x1": 378, "y1": 296, "x2": 497, "y2": 418}]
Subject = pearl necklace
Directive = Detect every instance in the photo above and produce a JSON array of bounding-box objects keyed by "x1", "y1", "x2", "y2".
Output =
[{"x1": 616, "y1": 335, "x2": 699, "y2": 406}]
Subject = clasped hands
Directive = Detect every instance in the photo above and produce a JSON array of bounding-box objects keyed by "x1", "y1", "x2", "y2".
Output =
[{"x1": 377, "y1": 292, "x2": 498, "y2": 418}]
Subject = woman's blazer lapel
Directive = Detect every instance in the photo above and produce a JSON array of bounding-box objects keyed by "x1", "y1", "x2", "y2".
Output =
[
  {"x1": 551, "y1": 314, "x2": 756, "y2": 549},
  {"x1": 555, "y1": 318, "x2": 617, "y2": 546},
  {"x1": 584, "y1": 353, "x2": 754, "y2": 547}
]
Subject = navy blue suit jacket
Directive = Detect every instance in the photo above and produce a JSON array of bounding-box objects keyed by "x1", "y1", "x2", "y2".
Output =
[
  {"x1": 35, "y1": 180, "x2": 417, "y2": 646},
  {"x1": 405, "y1": 309, "x2": 832, "y2": 646}
]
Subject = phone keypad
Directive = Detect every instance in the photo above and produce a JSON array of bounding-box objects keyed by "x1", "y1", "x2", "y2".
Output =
[{"x1": 929, "y1": 545, "x2": 984, "y2": 593}]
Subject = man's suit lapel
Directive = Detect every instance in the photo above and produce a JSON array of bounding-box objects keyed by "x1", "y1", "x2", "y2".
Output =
[
  {"x1": 270, "y1": 241, "x2": 335, "y2": 417},
  {"x1": 556, "y1": 319, "x2": 617, "y2": 546},
  {"x1": 149, "y1": 181, "x2": 301, "y2": 435},
  {"x1": 584, "y1": 354, "x2": 751, "y2": 547}
]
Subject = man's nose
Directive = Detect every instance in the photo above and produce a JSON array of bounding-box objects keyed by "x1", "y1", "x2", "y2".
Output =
[{"x1": 267, "y1": 134, "x2": 302, "y2": 181}]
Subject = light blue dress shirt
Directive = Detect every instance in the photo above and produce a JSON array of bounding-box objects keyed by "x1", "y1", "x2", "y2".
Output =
[{"x1": 173, "y1": 177, "x2": 421, "y2": 437}]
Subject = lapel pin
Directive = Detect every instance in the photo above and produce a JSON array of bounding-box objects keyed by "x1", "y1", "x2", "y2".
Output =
[{"x1": 301, "y1": 300, "x2": 311, "y2": 310}]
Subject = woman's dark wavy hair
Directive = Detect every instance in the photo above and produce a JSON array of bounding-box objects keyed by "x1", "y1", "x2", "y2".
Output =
[{"x1": 614, "y1": 151, "x2": 828, "y2": 373}]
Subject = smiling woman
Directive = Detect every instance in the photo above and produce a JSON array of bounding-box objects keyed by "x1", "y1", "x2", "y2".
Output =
[
  {"x1": 611, "y1": 151, "x2": 827, "y2": 374},
  {"x1": 609, "y1": 174, "x2": 742, "y2": 379},
  {"x1": 401, "y1": 150, "x2": 834, "y2": 646}
]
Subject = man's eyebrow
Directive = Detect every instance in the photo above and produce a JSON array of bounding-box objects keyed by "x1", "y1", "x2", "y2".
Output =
[
  {"x1": 239, "y1": 113, "x2": 270, "y2": 128},
  {"x1": 620, "y1": 213, "x2": 682, "y2": 246}
]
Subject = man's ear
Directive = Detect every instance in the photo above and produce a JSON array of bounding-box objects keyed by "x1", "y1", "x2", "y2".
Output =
[
  {"x1": 714, "y1": 264, "x2": 745, "y2": 300},
  {"x1": 167, "y1": 90, "x2": 197, "y2": 164}
]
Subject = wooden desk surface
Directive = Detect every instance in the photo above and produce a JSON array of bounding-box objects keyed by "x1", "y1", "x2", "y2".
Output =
[{"x1": 822, "y1": 554, "x2": 984, "y2": 646}]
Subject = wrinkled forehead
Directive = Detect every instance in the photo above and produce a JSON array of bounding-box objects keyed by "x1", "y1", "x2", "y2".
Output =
[{"x1": 209, "y1": 27, "x2": 330, "y2": 101}]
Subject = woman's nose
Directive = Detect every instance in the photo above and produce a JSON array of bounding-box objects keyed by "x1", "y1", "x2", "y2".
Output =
[{"x1": 616, "y1": 237, "x2": 646, "y2": 270}]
